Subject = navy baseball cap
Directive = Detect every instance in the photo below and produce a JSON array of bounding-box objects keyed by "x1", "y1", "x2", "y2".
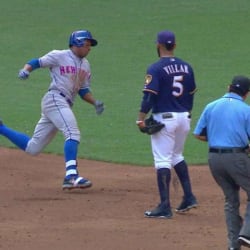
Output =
[
  {"x1": 230, "y1": 75, "x2": 250, "y2": 96},
  {"x1": 157, "y1": 30, "x2": 175, "y2": 44}
]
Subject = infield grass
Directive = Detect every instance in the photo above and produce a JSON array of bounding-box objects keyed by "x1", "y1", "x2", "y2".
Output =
[{"x1": 0, "y1": 0, "x2": 250, "y2": 165}]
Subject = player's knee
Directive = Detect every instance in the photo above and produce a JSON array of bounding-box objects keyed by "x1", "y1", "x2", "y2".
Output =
[
  {"x1": 25, "y1": 140, "x2": 43, "y2": 155},
  {"x1": 25, "y1": 147, "x2": 40, "y2": 156}
]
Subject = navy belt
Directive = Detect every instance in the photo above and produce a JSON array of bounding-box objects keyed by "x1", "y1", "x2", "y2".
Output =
[
  {"x1": 59, "y1": 92, "x2": 73, "y2": 106},
  {"x1": 209, "y1": 147, "x2": 247, "y2": 153},
  {"x1": 49, "y1": 89, "x2": 72, "y2": 106}
]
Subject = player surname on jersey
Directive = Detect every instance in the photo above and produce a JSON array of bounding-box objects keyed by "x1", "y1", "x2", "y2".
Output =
[{"x1": 164, "y1": 63, "x2": 189, "y2": 75}]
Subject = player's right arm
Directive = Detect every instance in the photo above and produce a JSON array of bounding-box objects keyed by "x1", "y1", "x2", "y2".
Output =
[
  {"x1": 137, "y1": 89, "x2": 157, "y2": 129},
  {"x1": 18, "y1": 59, "x2": 41, "y2": 80},
  {"x1": 18, "y1": 50, "x2": 60, "y2": 80},
  {"x1": 137, "y1": 66, "x2": 158, "y2": 127}
]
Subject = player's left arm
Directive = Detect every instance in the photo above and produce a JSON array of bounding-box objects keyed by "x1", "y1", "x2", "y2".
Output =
[
  {"x1": 79, "y1": 89, "x2": 104, "y2": 115},
  {"x1": 79, "y1": 89, "x2": 94, "y2": 104},
  {"x1": 188, "y1": 69, "x2": 198, "y2": 95}
]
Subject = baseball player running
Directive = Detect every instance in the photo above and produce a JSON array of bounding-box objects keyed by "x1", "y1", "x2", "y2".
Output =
[
  {"x1": 137, "y1": 30, "x2": 198, "y2": 218},
  {"x1": 0, "y1": 30, "x2": 104, "y2": 190}
]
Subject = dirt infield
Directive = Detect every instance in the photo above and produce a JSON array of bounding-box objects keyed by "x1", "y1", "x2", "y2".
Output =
[{"x1": 0, "y1": 147, "x2": 248, "y2": 250}]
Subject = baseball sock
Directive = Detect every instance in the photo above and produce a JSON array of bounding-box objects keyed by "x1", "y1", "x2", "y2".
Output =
[
  {"x1": 64, "y1": 139, "x2": 79, "y2": 179},
  {"x1": 157, "y1": 168, "x2": 171, "y2": 208},
  {"x1": 0, "y1": 125, "x2": 30, "y2": 150},
  {"x1": 174, "y1": 160, "x2": 195, "y2": 201}
]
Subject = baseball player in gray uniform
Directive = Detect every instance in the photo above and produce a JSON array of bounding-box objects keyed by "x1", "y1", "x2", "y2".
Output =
[{"x1": 0, "y1": 30, "x2": 104, "y2": 190}]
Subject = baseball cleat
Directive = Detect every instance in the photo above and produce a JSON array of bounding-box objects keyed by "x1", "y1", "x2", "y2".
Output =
[
  {"x1": 62, "y1": 176, "x2": 92, "y2": 190},
  {"x1": 144, "y1": 204, "x2": 173, "y2": 219},
  {"x1": 238, "y1": 235, "x2": 250, "y2": 248},
  {"x1": 0, "y1": 118, "x2": 3, "y2": 126},
  {"x1": 175, "y1": 197, "x2": 198, "y2": 213}
]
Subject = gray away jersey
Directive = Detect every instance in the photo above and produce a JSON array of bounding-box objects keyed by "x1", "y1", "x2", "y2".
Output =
[{"x1": 39, "y1": 49, "x2": 91, "y2": 103}]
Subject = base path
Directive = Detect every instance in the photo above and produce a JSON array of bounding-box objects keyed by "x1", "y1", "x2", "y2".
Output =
[{"x1": 0, "y1": 147, "x2": 247, "y2": 250}]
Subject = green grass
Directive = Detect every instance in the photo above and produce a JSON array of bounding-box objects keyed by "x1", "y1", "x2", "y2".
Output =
[{"x1": 1, "y1": 0, "x2": 250, "y2": 165}]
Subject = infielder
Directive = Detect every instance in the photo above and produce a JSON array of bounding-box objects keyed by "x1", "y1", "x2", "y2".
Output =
[
  {"x1": 0, "y1": 30, "x2": 104, "y2": 190},
  {"x1": 194, "y1": 76, "x2": 250, "y2": 250},
  {"x1": 137, "y1": 30, "x2": 198, "y2": 218}
]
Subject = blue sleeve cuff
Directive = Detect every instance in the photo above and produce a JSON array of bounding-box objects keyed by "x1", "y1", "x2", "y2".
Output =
[
  {"x1": 78, "y1": 88, "x2": 90, "y2": 97},
  {"x1": 27, "y1": 58, "x2": 40, "y2": 70}
]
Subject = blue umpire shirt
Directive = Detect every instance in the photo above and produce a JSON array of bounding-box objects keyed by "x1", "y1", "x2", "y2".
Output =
[{"x1": 193, "y1": 92, "x2": 250, "y2": 148}]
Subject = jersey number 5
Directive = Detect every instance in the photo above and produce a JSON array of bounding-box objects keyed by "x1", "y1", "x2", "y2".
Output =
[{"x1": 172, "y1": 75, "x2": 183, "y2": 97}]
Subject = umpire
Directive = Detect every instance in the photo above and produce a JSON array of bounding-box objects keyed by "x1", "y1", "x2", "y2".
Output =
[{"x1": 194, "y1": 75, "x2": 250, "y2": 250}]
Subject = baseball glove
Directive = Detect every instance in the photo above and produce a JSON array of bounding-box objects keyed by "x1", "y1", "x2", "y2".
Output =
[{"x1": 139, "y1": 115, "x2": 165, "y2": 135}]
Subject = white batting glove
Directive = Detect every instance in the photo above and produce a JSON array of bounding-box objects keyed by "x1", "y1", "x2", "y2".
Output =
[
  {"x1": 18, "y1": 69, "x2": 30, "y2": 80},
  {"x1": 94, "y1": 100, "x2": 104, "y2": 115}
]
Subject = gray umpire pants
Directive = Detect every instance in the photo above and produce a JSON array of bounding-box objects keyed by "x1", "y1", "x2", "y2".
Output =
[{"x1": 208, "y1": 151, "x2": 250, "y2": 249}]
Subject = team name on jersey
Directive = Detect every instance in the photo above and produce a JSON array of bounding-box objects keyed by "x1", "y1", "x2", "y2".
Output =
[
  {"x1": 59, "y1": 66, "x2": 77, "y2": 75},
  {"x1": 163, "y1": 64, "x2": 189, "y2": 75}
]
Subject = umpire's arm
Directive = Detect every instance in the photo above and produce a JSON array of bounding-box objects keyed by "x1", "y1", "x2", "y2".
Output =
[
  {"x1": 194, "y1": 134, "x2": 207, "y2": 142},
  {"x1": 193, "y1": 127, "x2": 208, "y2": 141}
]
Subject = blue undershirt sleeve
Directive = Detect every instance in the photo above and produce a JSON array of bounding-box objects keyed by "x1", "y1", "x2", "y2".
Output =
[
  {"x1": 78, "y1": 88, "x2": 90, "y2": 98},
  {"x1": 27, "y1": 58, "x2": 40, "y2": 70}
]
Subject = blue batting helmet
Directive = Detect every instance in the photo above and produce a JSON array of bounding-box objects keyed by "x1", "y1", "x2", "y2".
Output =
[{"x1": 69, "y1": 30, "x2": 98, "y2": 47}]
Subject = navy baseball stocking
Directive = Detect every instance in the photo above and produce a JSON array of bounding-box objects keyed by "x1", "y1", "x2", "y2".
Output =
[
  {"x1": 174, "y1": 160, "x2": 194, "y2": 200},
  {"x1": 157, "y1": 168, "x2": 171, "y2": 209}
]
